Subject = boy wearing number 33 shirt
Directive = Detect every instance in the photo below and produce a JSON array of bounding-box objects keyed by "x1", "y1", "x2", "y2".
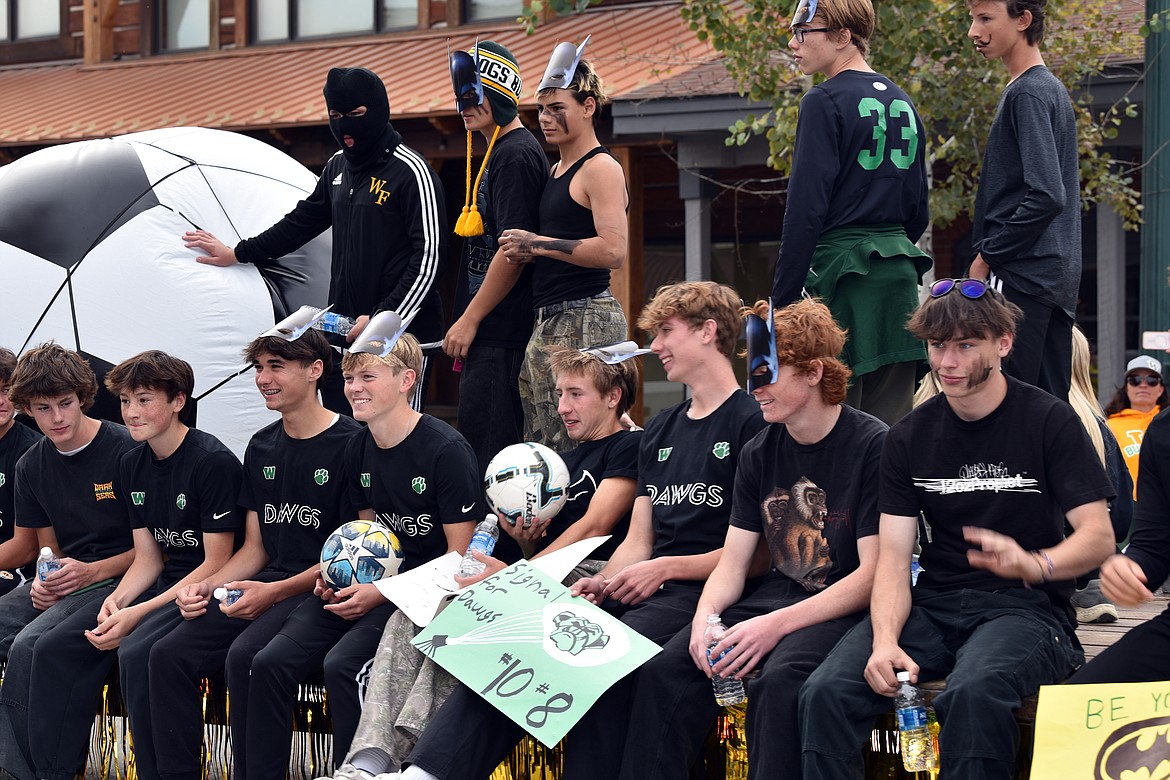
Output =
[{"x1": 770, "y1": 0, "x2": 931, "y2": 427}]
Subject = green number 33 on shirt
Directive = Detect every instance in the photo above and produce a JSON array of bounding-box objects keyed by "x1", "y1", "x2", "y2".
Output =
[{"x1": 855, "y1": 98, "x2": 919, "y2": 171}]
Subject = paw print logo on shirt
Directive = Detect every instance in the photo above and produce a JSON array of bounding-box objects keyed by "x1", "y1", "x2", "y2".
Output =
[
  {"x1": 314, "y1": 469, "x2": 329, "y2": 486},
  {"x1": 176, "y1": 493, "x2": 187, "y2": 510},
  {"x1": 412, "y1": 476, "x2": 427, "y2": 494},
  {"x1": 712, "y1": 441, "x2": 731, "y2": 460}
]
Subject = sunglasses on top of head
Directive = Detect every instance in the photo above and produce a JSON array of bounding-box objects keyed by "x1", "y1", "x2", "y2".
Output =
[{"x1": 930, "y1": 278, "x2": 989, "y2": 300}]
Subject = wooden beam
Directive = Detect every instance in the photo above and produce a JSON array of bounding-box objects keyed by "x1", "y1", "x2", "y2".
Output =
[
  {"x1": 610, "y1": 145, "x2": 646, "y2": 424},
  {"x1": 233, "y1": 0, "x2": 249, "y2": 48},
  {"x1": 209, "y1": 0, "x2": 220, "y2": 50},
  {"x1": 82, "y1": 0, "x2": 118, "y2": 66}
]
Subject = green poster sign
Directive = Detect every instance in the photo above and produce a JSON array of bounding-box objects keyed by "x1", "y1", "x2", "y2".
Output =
[{"x1": 413, "y1": 560, "x2": 661, "y2": 747}]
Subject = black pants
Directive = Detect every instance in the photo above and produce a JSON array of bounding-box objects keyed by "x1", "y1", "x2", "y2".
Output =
[
  {"x1": 21, "y1": 589, "x2": 126, "y2": 780},
  {"x1": 458, "y1": 342, "x2": 526, "y2": 563},
  {"x1": 843, "y1": 360, "x2": 917, "y2": 428},
  {"x1": 405, "y1": 582, "x2": 704, "y2": 780},
  {"x1": 994, "y1": 279, "x2": 1073, "y2": 401},
  {"x1": 23, "y1": 602, "x2": 186, "y2": 780},
  {"x1": 1069, "y1": 602, "x2": 1170, "y2": 683},
  {"x1": 147, "y1": 590, "x2": 313, "y2": 780},
  {"x1": 246, "y1": 598, "x2": 396, "y2": 780},
  {"x1": 619, "y1": 578, "x2": 862, "y2": 780}
]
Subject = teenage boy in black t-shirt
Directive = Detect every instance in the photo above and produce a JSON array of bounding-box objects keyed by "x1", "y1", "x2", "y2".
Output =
[
  {"x1": 443, "y1": 40, "x2": 548, "y2": 478},
  {"x1": 244, "y1": 331, "x2": 479, "y2": 779},
  {"x1": 0, "y1": 347, "x2": 40, "y2": 599},
  {"x1": 622, "y1": 299, "x2": 885, "y2": 780},
  {"x1": 395, "y1": 281, "x2": 766, "y2": 780},
  {"x1": 21, "y1": 350, "x2": 242, "y2": 780},
  {"x1": 0, "y1": 344, "x2": 135, "y2": 780},
  {"x1": 800, "y1": 279, "x2": 1116, "y2": 779},
  {"x1": 318, "y1": 344, "x2": 640, "y2": 780},
  {"x1": 146, "y1": 329, "x2": 360, "y2": 780}
]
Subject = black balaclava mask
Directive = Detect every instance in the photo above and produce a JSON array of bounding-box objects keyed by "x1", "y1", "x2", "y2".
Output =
[{"x1": 323, "y1": 67, "x2": 391, "y2": 165}]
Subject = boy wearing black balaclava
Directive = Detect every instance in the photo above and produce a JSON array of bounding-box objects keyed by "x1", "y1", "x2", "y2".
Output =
[{"x1": 182, "y1": 66, "x2": 448, "y2": 414}]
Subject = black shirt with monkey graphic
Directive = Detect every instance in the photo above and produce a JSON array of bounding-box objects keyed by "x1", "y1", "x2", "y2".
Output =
[{"x1": 730, "y1": 405, "x2": 886, "y2": 591}]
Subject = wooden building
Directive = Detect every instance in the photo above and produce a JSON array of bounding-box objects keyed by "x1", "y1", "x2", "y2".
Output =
[{"x1": 0, "y1": 0, "x2": 1149, "y2": 414}]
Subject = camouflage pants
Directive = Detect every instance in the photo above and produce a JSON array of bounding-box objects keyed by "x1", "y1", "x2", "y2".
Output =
[
  {"x1": 519, "y1": 293, "x2": 628, "y2": 451},
  {"x1": 329, "y1": 610, "x2": 458, "y2": 777}
]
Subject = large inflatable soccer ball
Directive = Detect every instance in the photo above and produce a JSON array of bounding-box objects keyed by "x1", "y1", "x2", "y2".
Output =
[
  {"x1": 0, "y1": 126, "x2": 332, "y2": 457},
  {"x1": 320, "y1": 520, "x2": 404, "y2": 591},
  {"x1": 484, "y1": 442, "x2": 570, "y2": 528}
]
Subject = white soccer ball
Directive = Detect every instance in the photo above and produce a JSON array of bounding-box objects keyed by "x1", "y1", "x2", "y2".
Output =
[
  {"x1": 319, "y1": 520, "x2": 404, "y2": 590},
  {"x1": 484, "y1": 442, "x2": 570, "y2": 528}
]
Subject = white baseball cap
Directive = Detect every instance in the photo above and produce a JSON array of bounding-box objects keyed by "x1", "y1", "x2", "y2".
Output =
[{"x1": 1126, "y1": 355, "x2": 1163, "y2": 376}]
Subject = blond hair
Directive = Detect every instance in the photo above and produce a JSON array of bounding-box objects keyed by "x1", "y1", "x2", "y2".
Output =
[
  {"x1": 341, "y1": 333, "x2": 423, "y2": 378},
  {"x1": 811, "y1": 0, "x2": 875, "y2": 57},
  {"x1": 1069, "y1": 326, "x2": 1105, "y2": 466},
  {"x1": 547, "y1": 346, "x2": 640, "y2": 417}
]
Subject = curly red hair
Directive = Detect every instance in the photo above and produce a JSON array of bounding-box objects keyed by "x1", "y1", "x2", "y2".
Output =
[{"x1": 742, "y1": 299, "x2": 851, "y2": 405}]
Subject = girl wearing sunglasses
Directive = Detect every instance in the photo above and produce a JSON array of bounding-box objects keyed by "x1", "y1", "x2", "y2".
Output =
[{"x1": 1105, "y1": 355, "x2": 1168, "y2": 498}]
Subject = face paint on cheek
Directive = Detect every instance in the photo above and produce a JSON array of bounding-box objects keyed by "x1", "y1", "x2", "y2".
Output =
[
  {"x1": 967, "y1": 361, "x2": 994, "y2": 390},
  {"x1": 553, "y1": 110, "x2": 569, "y2": 134}
]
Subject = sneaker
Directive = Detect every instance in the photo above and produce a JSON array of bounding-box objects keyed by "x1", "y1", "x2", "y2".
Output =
[{"x1": 1072, "y1": 580, "x2": 1119, "y2": 624}]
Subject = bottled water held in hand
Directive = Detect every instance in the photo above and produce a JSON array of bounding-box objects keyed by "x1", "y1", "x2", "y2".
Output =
[
  {"x1": 36, "y1": 547, "x2": 61, "y2": 581},
  {"x1": 457, "y1": 514, "x2": 500, "y2": 578},
  {"x1": 213, "y1": 586, "x2": 242, "y2": 607},
  {"x1": 704, "y1": 614, "x2": 746, "y2": 706},
  {"x1": 306, "y1": 307, "x2": 356, "y2": 336},
  {"x1": 895, "y1": 671, "x2": 937, "y2": 771}
]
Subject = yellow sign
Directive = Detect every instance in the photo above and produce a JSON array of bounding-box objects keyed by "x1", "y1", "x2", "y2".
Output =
[{"x1": 1033, "y1": 681, "x2": 1170, "y2": 779}]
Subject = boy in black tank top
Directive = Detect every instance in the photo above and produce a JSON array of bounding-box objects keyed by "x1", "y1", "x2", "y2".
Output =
[{"x1": 499, "y1": 40, "x2": 630, "y2": 452}]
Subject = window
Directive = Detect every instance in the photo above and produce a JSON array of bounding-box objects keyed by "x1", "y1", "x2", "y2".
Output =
[
  {"x1": 252, "y1": 0, "x2": 417, "y2": 43},
  {"x1": 163, "y1": 0, "x2": 210, "y2": 50},
  {"x1": 1, "y1": 0, "x2": 61, "y2": 41},
  {"x1": 465, "y1": 0, "x2": 522, "y2": 23}
]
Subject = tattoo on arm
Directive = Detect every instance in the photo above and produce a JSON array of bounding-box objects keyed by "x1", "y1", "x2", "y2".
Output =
[{"x1": 534, "y1": 238, "x2": 582, "y2": 256}]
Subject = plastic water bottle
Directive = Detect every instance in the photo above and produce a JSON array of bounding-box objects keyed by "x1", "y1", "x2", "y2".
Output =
[
  {"x1": 307, "y1": 307, "x2": 355, "y2": 336},
  {"x1": 895, "y1": 671, "x2": 936, "y2": 771},
  {"x1": 704, "y1": 614, "x2": 746, "y2": 706},
  {"x1": 213, "y1": 586, "x2": 242, "y2": 607},
  {"x1": 457, "y1": 514, "x2": 499, "y2": 578},
  {"x1": 36, "y1": 547, "x2": 61, "y2": 581}
]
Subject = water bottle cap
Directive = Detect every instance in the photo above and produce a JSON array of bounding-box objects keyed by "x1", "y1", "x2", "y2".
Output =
[
  {"x1": 213, "y1": 587, "x2": 227, "y2": 600},
  {"x1": 706, "y1": 613, "x2": 721, "y2": 623},
  {"x1": 40, "y1": 547, "x2": 52, "y2": 556},
  {"x1": 896, "y1": 671, "x2": 910, "y2": 682}
]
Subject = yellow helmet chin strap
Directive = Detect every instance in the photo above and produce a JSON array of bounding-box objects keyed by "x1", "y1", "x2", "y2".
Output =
[{"x1": 454, "y1": 124, "x2": 502, "y2": 238}]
